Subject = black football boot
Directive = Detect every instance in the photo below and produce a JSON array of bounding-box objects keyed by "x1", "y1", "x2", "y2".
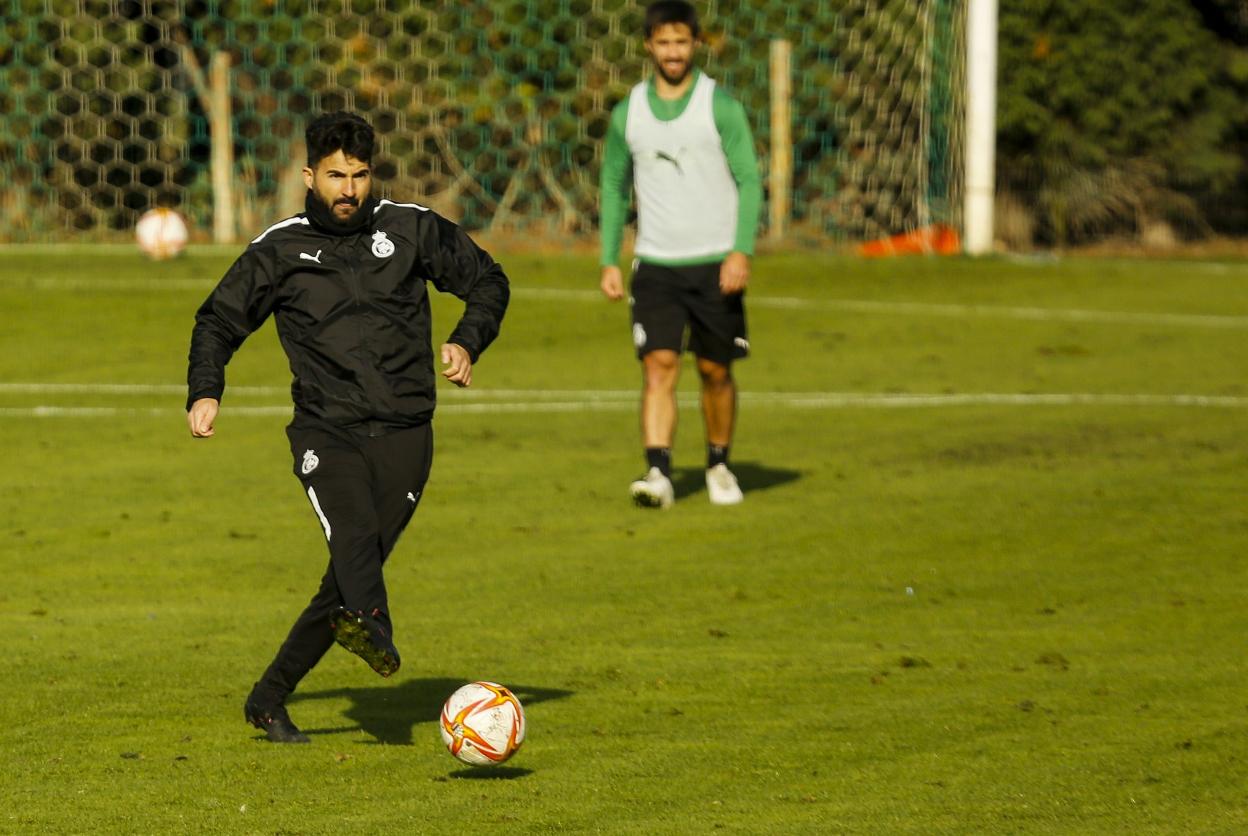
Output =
[
  {"x1": 329, "y1": 607, "x2": 401, "y2": 677},
  {"x1": 244, "y1": 686, "x2": 310, "y2": 744}
]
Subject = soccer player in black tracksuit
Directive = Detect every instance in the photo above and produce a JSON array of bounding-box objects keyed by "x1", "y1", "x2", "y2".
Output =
[{"x1": 185, "y1": 112, "x2": 509, "y2": 743}]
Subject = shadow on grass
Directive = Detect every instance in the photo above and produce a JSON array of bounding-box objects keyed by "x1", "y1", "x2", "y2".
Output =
[
  {"x1": 671, "y1": 460, "x2": 802, "y2": 500},
  {"x1": 290, "y1": 678, "x2": 572, "y2": 746},
  {"x1": 446, "y1": 765, "x2": 533, "y2": 780}
]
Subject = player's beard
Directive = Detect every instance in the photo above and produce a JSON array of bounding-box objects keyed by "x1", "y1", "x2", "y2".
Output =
[
  {"x1": 655, "y1": 58, "x2": 691, "y2": 86},
  {"x1": 329, "y1": 197, "x2": 361, "y2": 225},
  {"x1": 305, "y1": 189, "x2": 372, "y2": 234},
  {"x1": 317, "y1": 192, "x2": 368, "y2": 231}
]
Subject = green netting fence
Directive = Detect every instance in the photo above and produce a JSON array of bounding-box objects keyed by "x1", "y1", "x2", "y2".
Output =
[{"x1": 0, "y1": 0, "x2": 964, "y2": 244}]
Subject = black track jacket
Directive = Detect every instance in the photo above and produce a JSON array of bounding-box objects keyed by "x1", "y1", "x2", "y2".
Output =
[{"x1": 187, "y1": 196, "x2": 510, "y2": 433}]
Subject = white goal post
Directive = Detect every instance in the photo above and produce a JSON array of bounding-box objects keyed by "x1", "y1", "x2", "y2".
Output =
[{"x1": 964, "y1": 0, "x2": 999, "y2": 255}]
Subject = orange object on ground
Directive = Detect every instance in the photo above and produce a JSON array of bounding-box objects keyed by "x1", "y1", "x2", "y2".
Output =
[{"x1": 859, "y1": 223, "x2": 961, "y2": 256}]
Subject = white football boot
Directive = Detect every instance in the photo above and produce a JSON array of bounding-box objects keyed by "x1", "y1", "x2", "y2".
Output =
[
  {"x1": 630, "y1": 467, "x2": 675, "y2": 509},
  {"x1": 705, "y1": 463, "x2": 744, "y2": 505}
]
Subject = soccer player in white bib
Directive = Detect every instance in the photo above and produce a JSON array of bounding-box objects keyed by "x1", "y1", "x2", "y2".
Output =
[{"x1": 599, "y1": 0, "x2": 761, "y2": 508}]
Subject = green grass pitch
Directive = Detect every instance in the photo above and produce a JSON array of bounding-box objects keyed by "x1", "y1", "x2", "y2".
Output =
[{"x1": 0, "y1": 248, "x2": 1245, "y2": 832}]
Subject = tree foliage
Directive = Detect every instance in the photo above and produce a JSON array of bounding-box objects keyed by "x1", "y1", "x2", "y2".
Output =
[{"x1": 997, "y1": 0, "x2": 1246, "y2": 243}]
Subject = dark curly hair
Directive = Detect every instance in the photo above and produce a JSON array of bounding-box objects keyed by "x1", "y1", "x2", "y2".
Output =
[
  {"x1": 305, "y1": 111, "x2": 375, "y2": 167},
  {"x1": 644, "y1": 1, "x2": 699, "y2": 39}
]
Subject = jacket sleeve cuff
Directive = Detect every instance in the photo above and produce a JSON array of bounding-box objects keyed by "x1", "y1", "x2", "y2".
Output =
[{"x1": 185, "y1": 389, "x2": 223, "y2": 412}]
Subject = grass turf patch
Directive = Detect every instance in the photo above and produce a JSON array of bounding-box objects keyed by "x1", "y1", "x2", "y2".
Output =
[{"x1": 0, "y1": 251, "x2": 1245, "y2": 832}]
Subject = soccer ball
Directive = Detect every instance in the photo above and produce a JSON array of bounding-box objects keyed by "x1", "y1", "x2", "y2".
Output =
[
  {"x1": 135, "y1": 207, "x2": 188, "y2": 260},
  {"x1": 439, "y1": 681, "x2": 526, "y2": 766}
]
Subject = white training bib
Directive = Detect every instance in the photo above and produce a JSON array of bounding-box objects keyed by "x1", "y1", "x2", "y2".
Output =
[{"x1": 625, "y1": 73, "x2": 738, "y2": 262}]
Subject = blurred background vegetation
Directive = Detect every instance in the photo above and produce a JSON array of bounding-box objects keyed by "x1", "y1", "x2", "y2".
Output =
[
  {"x1": 996, "y1": 0, "x2": 1248, "y2": 248},
  {"x1": 0, "y1": 0, "x2": 1244, "y2": 249}
]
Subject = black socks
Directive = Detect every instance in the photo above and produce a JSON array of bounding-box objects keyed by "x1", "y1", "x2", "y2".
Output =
[
  {"x1": 646, "y1": 445, "x2": 730, "y2": 475},
  {"x1": 646, "y1": 446, "x2": 731, "y2": 474},
  {"x1": 707, "y1": 444, "x2": 729, "y2": 469},
  {"x1": 645, "y1": 447, "x2": 672, "y2": 477}
]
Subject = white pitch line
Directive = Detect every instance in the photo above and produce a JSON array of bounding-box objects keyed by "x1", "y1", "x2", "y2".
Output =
[
  {"x1": 1, "y1": 244, "x2": 1244, "y2": 273},
  {"x1": 460, "y1": 288, "x2": 1248, "y2": 329},
  {"x1": 750, "y1": 295, "x2": 1248, "y2": 328},
  {"x1": 0, "y1": 382, "x2": 640, "y2": 399},
  {"x1": 0, "y1": 382, "x2": 283, "y2": 396},
  {"x1": 3, "y1": 274, "x2": 1245, "y2": 329},
  {"x1": 2, "y1": 392, "x2": 1245, "y2": 419},
  {"x1": 0, "y1": 276, "x2": 216, "y2": 291},
  {"x1": 762, "y1": 392, "x2": 1248, "y2": 408},
  {"x1": 5, "y1": 383, "x2": 1247, "y2": 408}
]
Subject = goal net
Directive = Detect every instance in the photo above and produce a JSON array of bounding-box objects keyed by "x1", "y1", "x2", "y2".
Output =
[{"x1": 0, "y1": 0, "x2": 964, "y2": 245}]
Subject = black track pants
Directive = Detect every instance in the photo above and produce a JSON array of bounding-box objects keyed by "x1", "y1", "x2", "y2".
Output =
[{"x1": 254, "y1": 422, "x2": 433, "y2": 700}]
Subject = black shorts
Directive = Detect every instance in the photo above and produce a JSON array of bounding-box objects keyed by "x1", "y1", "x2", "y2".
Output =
[{"x1": 629, "y1": 260, "x2": 749, "y2": 363}]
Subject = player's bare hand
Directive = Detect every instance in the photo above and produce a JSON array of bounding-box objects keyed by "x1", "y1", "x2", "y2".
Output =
[
  {"x1": 719, "y1": 251, "x2": 750, "y2": 295},
  {"x1": 600, "y1": 265, "x2": 625, "y2": 301},
  {"x1": 187, "y1": 397, "x2": 219, "y2": 438},
  {"x1": 441, "y1": 342, "x2": 472, "y2": 387}
]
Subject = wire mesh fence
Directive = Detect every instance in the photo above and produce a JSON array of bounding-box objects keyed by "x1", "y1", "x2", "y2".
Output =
[{"x1": 0, "y1": 0, "x2": 965, "y2": 244}]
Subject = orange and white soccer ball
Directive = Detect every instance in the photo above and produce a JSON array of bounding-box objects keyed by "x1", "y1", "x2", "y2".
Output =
[
  {"x1": 439, "y1": 681, "x2": 526, "y2": 766},
  {"x1": 135, "y1": 207, "x2": 188, "y2": 260}
]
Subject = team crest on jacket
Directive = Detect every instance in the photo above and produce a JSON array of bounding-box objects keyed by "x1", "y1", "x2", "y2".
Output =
[
  {"x1": 301, "y1": 449, "x2": 319, "y2": 475},
  {"x1": 371, "y1": 230, "x2": 395, "y2": 258}
]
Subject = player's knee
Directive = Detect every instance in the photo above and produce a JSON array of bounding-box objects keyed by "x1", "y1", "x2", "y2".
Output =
[
  {"x1": 642, "y1": 351, "x2": 679, "y2": 385},
  {"x1": 697, "y1": 357, "x2": 732, "y2": 386}
]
